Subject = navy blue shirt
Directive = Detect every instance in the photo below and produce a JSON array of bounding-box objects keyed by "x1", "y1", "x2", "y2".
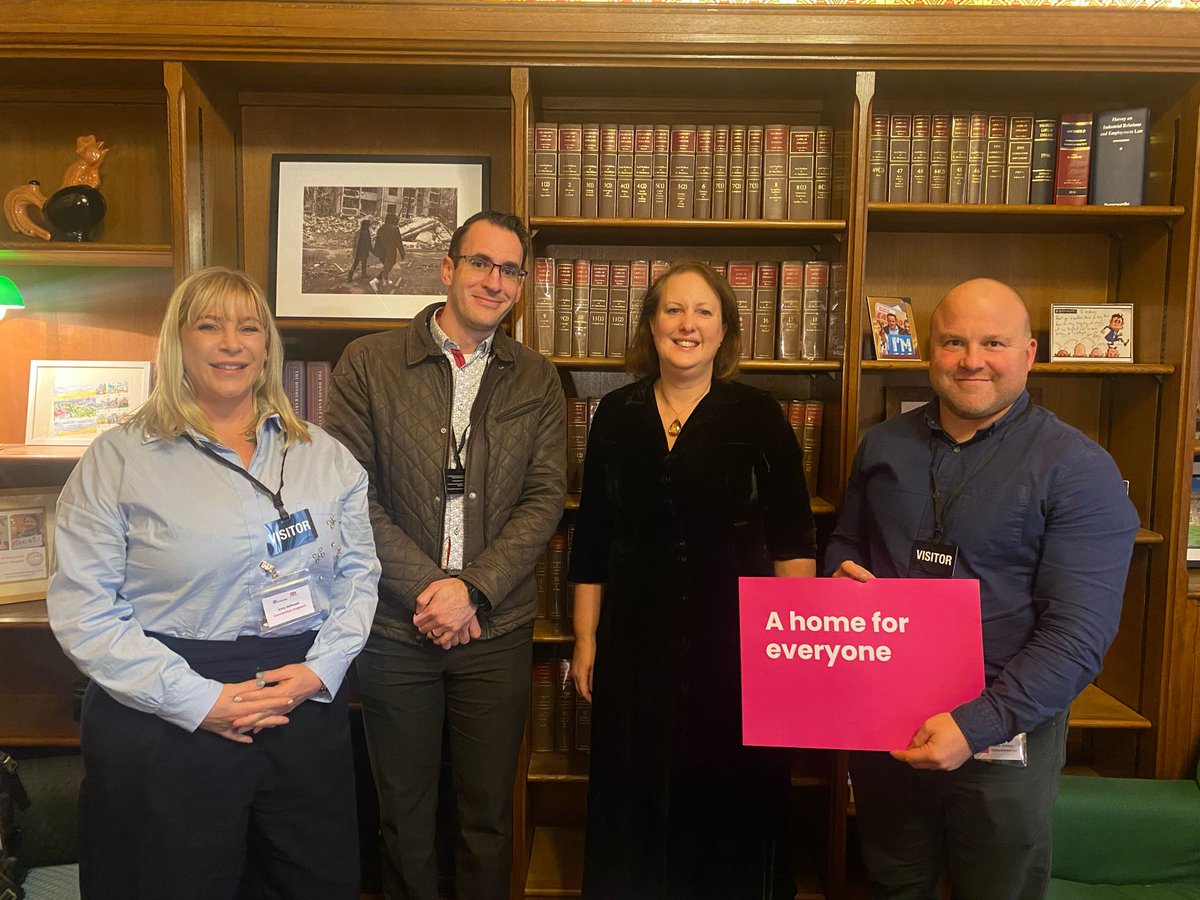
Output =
[{"x1": 825, "y1": 392, "x2": 1139, "y2": 751}]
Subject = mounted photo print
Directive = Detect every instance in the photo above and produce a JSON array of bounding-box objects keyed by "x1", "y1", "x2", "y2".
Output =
[
  {"x1": 1049, "y1": 303, "x2": 1134, "y2": 363},
  {"x1": 866, "y1": 296, "x2": 921, "y2": 360}
]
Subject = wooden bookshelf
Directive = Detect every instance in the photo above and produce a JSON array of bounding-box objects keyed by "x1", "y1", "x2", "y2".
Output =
[
  {"x1": 867, "y1": 203, "x2": 1186, "y2": 234},
  {"x1": 0, "y1": 243, "x2": 173, "y2": 267},
  {"x1": 1068, "y1": 684, "x2": 1151, "y2": 731},
  {"x1": 863, "y1": 360, "x2": 1175, "y2": 376}
]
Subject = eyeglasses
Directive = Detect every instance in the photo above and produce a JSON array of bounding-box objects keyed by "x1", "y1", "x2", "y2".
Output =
[{"x1": 455, "y1": 254, "x2": 527, "y2": 286}]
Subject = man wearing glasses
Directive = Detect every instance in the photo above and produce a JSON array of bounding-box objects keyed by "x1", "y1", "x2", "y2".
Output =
[{"x1": 327, "y1": 210, "x2": 567, "y2": 900}]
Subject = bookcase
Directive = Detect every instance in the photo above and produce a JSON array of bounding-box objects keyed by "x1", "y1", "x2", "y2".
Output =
[{"x1": 3, "y1": 5, "x2": 1200, "y2": 898}]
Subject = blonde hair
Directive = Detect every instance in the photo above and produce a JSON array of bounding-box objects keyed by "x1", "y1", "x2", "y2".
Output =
[{"x1": 129, "y1": 267, "x2": 310, "y2": 447}]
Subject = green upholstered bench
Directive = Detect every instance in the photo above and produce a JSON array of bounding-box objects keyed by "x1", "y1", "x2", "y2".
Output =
[{"x1": 1049, "y1": 760, "x2": 1200, "y2": 899}]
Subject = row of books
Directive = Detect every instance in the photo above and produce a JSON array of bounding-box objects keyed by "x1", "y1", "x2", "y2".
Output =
[
  {"x1": 531, "y1": 656, "x2": 591, "y2": 753},
  {"x1": 869, "y1": 108, "x2": 1148, "y2": 207},
  {"x1": 532, "y1": 122, "x2": 839, "y2": 221},
  {"x1": 531, "y1": 257, "x2": 847, "y2": 363},
  {"x1": 283, "y1": 360, "x2": 331, "y2": 427},
  {"x1": 536, "y1": 526, "x2": 576, "y2": 627}
]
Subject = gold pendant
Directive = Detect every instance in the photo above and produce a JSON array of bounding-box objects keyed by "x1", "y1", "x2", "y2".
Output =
[{"x1": 668, "y1": 418, "x2": 683, "y2": 436}]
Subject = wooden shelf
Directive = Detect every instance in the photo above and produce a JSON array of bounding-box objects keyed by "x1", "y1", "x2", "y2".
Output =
[
  {"x1": 862, "y1": 360, "x2": 1174, "y2": 376},
  {"x1": 1188, "y1": 570, "x2": 1200, "y2": 601},
  {"x1": 0, "y1": 445, "x2": 86, "y2": 462},
  {"x1": 528, "y1": 750, "x2": 590, "y2": 782},
  {"x1": 276, "y1": 318, "x2": 408, "y2": 332},
  {"x1": 1068, "y1": 683, "x2": 1150, "y2": 730},
  {"x1": 1134, "y1": 528, "x2": 1163, "y2": 545},
  {"x1": 565, "y1": 492, "x2": 834, "y2": 516},
  {"x1": 0, "y1": 599, "x2": 49, "y2": 627},
  {"x1": 867, "y1": 203, "x2": 1185, "y2": 234},
  {"x1": 534, "y1": 620, "x2": 575, "y2": 643},
  {"x1": 0, "y1": 694, "x2": 80, "y2": 746},
  {"x1": 530, "y1": 216, "x2": 846, "y2": 247},
  {"x1": 0, "y1": 243, "x2": 173, "y2": 268},
  {"x1": 523, "y1": 824, "x2": 825, "y2": 899},
  {"x1": 551, "y1": 357, "x2": 841, "y2": 373}
]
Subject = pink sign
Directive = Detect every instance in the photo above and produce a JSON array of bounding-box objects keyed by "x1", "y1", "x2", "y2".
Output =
[{"x1": 739, "y1": 577, "x2": 984, "y2": 751}]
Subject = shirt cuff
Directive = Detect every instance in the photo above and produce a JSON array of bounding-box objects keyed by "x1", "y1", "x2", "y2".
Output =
[
  {"x1": 301, "y1": 655, "x2": 344, "y2": 704},
  {"x1": 950, "y1": 696, "x2": 1006, "y2": 754},
  {"x1": 162, "y1": 677, "x2": 224, "y2": 733}
]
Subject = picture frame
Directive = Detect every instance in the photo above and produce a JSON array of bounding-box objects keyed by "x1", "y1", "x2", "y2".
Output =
[
  {"x1": 866, "y1": 296, "x2": 921, "y2": 360},
  {"x1": 885, "y1": 386, "x2": 934, "y2": 419},
  {"x1": 1049, "y1": 303, "x2": 1134, "y2": 363},
  {"x1": 25, "y1": 360, "x2": 153, "y2": 446},
  {"x1": 270, "y1": 153, "x2": 490, "y2": 320},
  {"x1": 0, "y1": 487, "x2": 57, "y2": 605}
]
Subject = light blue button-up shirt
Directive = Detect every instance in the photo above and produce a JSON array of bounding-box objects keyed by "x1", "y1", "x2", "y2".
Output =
[{"x1": 47, "y1": 415, "x2": 381, "y2": 733}]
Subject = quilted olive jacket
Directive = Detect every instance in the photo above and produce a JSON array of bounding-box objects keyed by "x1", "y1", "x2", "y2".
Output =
[{"x1": 325, "y1": 303, "x2": 567, "y2": 644}]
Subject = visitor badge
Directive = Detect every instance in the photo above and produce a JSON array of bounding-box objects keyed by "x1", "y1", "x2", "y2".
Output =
[
  {"x1": 908, "y1": 540, "x2": 958, "y2": 578},
  {"x1": 264, "y1": 508, "x2": 317, "y2": 557},
  {"x1": 973, "y1": 732, "x2": 1028, "y2": 767},
  {"x1": 255, "y1": 570, "x2": 318, "y2": 631}
]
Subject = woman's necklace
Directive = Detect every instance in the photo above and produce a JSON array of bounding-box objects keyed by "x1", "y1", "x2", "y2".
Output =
[{"x1": 656, "y1": 381, "x2": 710, "y2": 437}]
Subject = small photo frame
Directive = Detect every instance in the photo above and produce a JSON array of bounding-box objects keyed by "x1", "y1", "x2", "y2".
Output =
[
  {"x1": 1049, "y1": 303, "x2": 1134, "y2": 363},
  {"x1": 270, "y1": 153, "x2": 490, "y2": 320},
  {"x1": 866, "y1": 296, "x2": 921, "y2": 360},
  {"x1": 0, "y1": 488, "x2": 57, "y2": 605},
  {"x1": 885, "y1": 386, "x2": 934, "y2": 418},
  {"x1": 25, "y1": 360, "x2": 153, "y2": 446}
]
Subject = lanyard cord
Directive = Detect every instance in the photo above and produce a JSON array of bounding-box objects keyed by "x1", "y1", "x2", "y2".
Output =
[
  {"x1": 184, "y1": 433, "x2": 290, "y2": 518},
  {"x1": 928, "y1": 403, "x2": 1032, "y2": 543}
]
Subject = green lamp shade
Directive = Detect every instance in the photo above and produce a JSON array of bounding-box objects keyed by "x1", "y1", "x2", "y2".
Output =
[{"x1": 0, "y1": 276, "x2": 25, "y2": 311}]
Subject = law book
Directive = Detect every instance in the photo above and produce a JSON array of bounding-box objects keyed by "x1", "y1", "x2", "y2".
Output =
[
  {"x1": 598, "y1": 124, "x2": 618, "y2": 218},
  {"x1": 887, "y1": 112, "x2": 912, "y2": 203},
  {"x1": 616, "y1": 124, "x2": 635, "y2": 218},
  {"x1": 928, "y1": 113, "x2": 951, "y2": 204},
  {"x1": 669, "y1": 124, "x2": 697, "y2": 219},
  {"x1": 909, "y1": 112, "x2": 932, "y2": 204},
  {"x1": 566, "y1": 400, "x2": 588, "y2": 495},
  {"x1": 801, "y1": 260, "x2": 830, "y2": 361},
  {"x1": 1055, "y1": 112, "x2": 1094, "y2": 205},
  {"x1": 532, "y1": 256, "x2": 555, "y2": 356},
  {"x1": 776, "y1": 260, "x2": 804, "y2": 360},
  {"x1": 694, "y1": 124, "x2": 715, "y2": 219},
  {"x1": 587, "y1": 261, "x2": 610, "y2": 358},
  {"x1": 571, "y1": 259, "x2": 591, "y2": 358},
  {"x1": 762, "y1": 123, "x2": 790, "y2": 220},
  {"x1": 752, "y1": 261, "x2": 779, "y2": 360},
  {"x1": 813, "y1": 125, "x2": 833, "y2": 219},
  {"x1": 708, "y1": 260, "x2": 726, "y2": 280},
  {"x1": 553, "y1": 260, "x2": 574, "y2": 357},
  {"x1": 530, "y1": 660, "x2": 556, "y2": 752},
  {"x1": 651, "y1": 259, "x2": 671, "y2": 284},
  {"x1": 745, "y1": 124, "x2": 764, "y2": 219},
  {"x1": 825, "y1": 261, "x2": 847, "y2": 360},
  {"x1": 305, "y1": 361, "x2": 331, "y2": 427},
  {"x1": 535, "y1": 549, "x2": 549, "y2": 619},
  {"x1": 557, "y1": 122, "x2": 583, "y2": 217},
  {"x1": 1005, "y1": 114, "x2": 1034, "y2": 205},
  {"x1": 728, "y1": 124, "x2": 747, "y2": 218},
  {"x1": 633, "y1": 124, "x2": 655, "y2": 219},
  {"x1": 532, "y1": 122, "x2": 558, "y2": 216},
  {"x1": 555, "y1": 657, "x2": 575, "y2": 753},
  {"x1": 580, "y1": 123, "x2": 600, "y2": 218},
  {"x1": 868, "y1": 112, "x2": 889, "y2": 202},
  {"x1": 712, "y1": 124, "x2": 730, "y2": 220},
  {"x1": 574, "y1": 694, "x2": 592, "y2": 752},
  {"x1": 283, "y1": 359, "x2": 305, "y2": 419},
  {"x1": 546, "y1": 530, "x2": 569, "y2": 627},
  {"x1": 607, "y1": 261, "x2": 631, "y2": 358},
  {"x1": 982, "y1": 114, "x2": 1009, "y2": 204},
  {"x1": 1090, "y1": 107, "x2": 1149, "y2": 206},
  {"x1": 966, "y1": 111, "x2": 987, "y2": 204},
  {"x1": 727, "y1": 260, "x2": 756, "y2": 358},
  {"x1": 629, "y1": 260, "x2": 650, "y2": 336},
  {"x1": 786, "y1": 399, "x2": 805, "y2": 461},
  {"x1": 1029, "y1": 116, "x2": 1058, "y2": 205},
  {"x1": 652, "y1": 124, "x2": 671, "y2": 219},
  {"x1": 787, "y1": 125, "x2": 816, "y2": 222},
  {"x1": 801, "y1": 399, "x2": 824, "y2": 499},
  {"x1": 948, "y1": 110, "x2": 971, "y2": 203}
]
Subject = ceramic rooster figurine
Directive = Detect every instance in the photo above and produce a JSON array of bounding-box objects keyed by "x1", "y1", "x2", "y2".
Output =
[{"x1": 4, "y1": 136, "x2": 109, "y2": 241}]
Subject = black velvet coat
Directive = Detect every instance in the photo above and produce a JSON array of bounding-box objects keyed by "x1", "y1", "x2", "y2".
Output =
[{"x1": 568, "y1": 377, "x2": 817, "y2": 900}]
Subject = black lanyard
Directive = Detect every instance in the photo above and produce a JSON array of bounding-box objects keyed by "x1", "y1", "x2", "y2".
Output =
[
  {"x1": 184, "y1": 433, "x2": 290, "y2": 518},
  {"x1": 449, "y1": 424, "x2": 470, "y2": 470},
  {"x1": 928, "y1": 403, "x2": 1031, "y2": 543}
]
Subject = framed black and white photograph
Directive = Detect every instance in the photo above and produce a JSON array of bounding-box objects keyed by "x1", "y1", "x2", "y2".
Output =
[{"x1": 270, "y1": 154, "x2": 490, "y2": 320}]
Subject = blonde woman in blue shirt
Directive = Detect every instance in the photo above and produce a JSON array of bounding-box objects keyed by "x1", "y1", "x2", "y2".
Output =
[{"x1": 48, "y1": 267, "x2": 381, "y2": 900}]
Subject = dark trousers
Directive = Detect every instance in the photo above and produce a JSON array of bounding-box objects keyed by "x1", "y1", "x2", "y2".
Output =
[
  {"x1": 78, "y1": 632, "x2": 359, "y2": 900},
  {"x1": 850, "y1": 713, "x2": 1067, "y2": 900},
  {"x1": 356, "y1": 625, "x2": 533, "y2": 900}
]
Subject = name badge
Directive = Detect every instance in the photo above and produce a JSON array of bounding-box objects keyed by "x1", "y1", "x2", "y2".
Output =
[
  {"x1": 256, "y1": 571, "x2": 318, "y2": 631},
  {"x1": 444, "y1": 466, "x2": 465, "y2": 496},
  {"x1": 909, "y1": 540, "x2": 958, "y2": 578},
  {"x1": 264, "y1": 509, "x2": 317, "y2": 557}
]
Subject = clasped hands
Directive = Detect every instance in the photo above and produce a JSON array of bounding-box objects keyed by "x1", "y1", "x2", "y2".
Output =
[
  {"x1": 200, "y1": 663, "x2": 325, "y2": 744},
  {"x1": 832, "y1": 560, "x2": 974, "y2": 772},
  {"x1": 413, "y1": 576, "x2": 482, "y2": 650}
]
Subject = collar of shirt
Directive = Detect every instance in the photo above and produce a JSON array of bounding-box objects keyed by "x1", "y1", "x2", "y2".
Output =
[
  {"x1": 923, "y1": 390, "x2": 1031, "y2": 449},
  {"x1": 431, "y1": 306, "x2": 493, "y2": 368},
  {"x1": 139, "y1": 412, "x2": 284, "y2": 448}
]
